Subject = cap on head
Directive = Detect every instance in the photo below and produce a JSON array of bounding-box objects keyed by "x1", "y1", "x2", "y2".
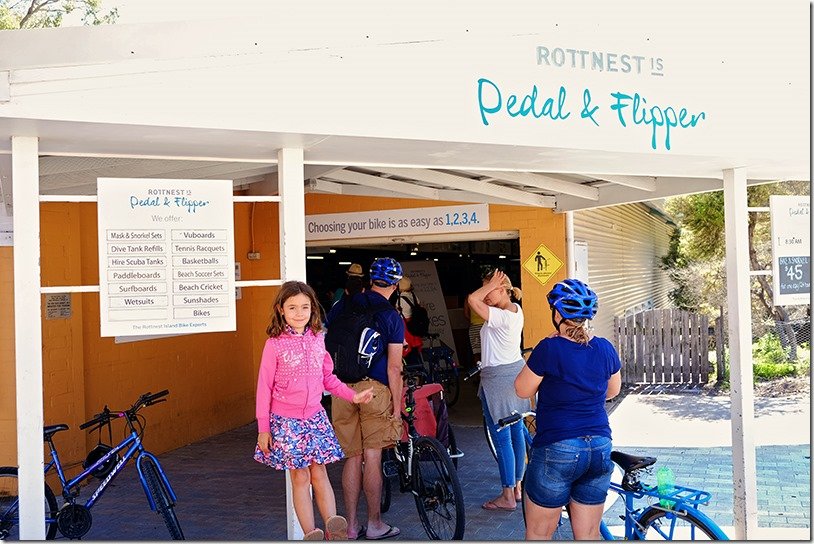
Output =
[
  {"x1": 369, "y1": 257, "x2": 403, "y2": 286},
  {"x1": 398, "y1": 276, "x2": 412, "y2": 292},
  {"x1": 547, "y1": 278, "x2": 598, "y2": 320},
  {"x1": 346, "y1": 263, "x2": 364, "y2": 277}
]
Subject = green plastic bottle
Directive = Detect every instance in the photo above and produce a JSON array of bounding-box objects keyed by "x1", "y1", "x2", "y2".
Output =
[{"x1": 656, "y1": 466, "x2": 676, "y2": 508}]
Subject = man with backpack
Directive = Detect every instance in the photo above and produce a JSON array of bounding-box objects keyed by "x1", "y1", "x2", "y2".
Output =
[{"x1": 325, "y1": 257, "x2": 404, "y2": 540}]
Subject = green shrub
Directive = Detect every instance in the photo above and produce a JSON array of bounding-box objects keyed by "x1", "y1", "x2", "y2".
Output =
[
  {"x1": 752, "y1": 332, "x2": 789, "y2": 365},
  {"x1": 753, "y1": 361, "x2": 796, "y2": 381}
]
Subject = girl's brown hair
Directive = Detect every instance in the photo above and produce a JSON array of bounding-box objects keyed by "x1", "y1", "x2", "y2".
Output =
[
  {"x1": 560, "y1": 318, "x2": 591, "y2": 345},
  {"x1": 266, "y1": 281, "x2": 324, "y2": 337}
]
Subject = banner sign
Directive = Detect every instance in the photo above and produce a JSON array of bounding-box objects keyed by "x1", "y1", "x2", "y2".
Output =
[
  {"x1": 306, "y1": 204, "x2": 489, "y2": 241},
  {"x1": 97, "y1": 178, "x2": 236, "y2": 337},
  {"x1": 770, "y1": 195, "x2": 810, "y2": 306}
]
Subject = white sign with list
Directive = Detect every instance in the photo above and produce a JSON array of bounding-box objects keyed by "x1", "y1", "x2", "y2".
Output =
[{"x1": 97, "y1": 178, "x2": 236, "y2": 337}]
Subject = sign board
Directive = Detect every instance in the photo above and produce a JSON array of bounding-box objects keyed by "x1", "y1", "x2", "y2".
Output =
[
  {"x1": 522, "y1": 243, "x2": 563, "y2": 287},
  {"x1": 770, "y1": 195, "x2": 810, "y2": 306},
  {"x1": 306, "y1": 204, "x2": 489, "y2": 241},
  {"x1": 97, "y1": 178, "x2": 236, "y2": 337},
  {"x1": 399, "y1": 260, "x2": 456, "y2": 357},
  {"x1": 45, "y1": 293, "x2": 71, "y2": 319}
]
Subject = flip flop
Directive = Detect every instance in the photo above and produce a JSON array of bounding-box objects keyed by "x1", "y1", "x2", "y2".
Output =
[
  {"x1": 482, "y1": 499, "x2": 517, "y2": 512},
  {"x1": 326, "y1": 515, "x2": 348, "y2": 540},
  {"x1": 304, "y1": 528, "x2": 325, "y2": 540},
  {"x1": 365, "y1": 525, "x2": 400, "y2": 540},
  {"x1": 349, "y1": 525, "x2": 366, "y2": 540}
]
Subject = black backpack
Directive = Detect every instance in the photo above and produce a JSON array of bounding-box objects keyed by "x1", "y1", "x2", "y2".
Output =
[
  {"x1": 401, "y1": 292, "x2": 430, "y2": 338},
  {"x1": 326, "y1": 296, "x2": 392, "y2": 383}
]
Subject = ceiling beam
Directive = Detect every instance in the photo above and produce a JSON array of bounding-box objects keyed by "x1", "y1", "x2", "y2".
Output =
[
  {"x1": 375, "y1": 167, "x2": 553, "y2": 207},
  {"x1": 589, "y1": 174, "x2": 657, "y2": 192},
  {"x1": 556, "y1": 176, "x2": 726, "y2": 211},
  {"x1": 467, "y1": 170, "x2": 599, "y2": 201},
  {"x1": 306, "y1": 178, "x2": 344, "y2": 194},
  {"x1": 326, "y1": 169, "x2": 440, "y2": 200}
]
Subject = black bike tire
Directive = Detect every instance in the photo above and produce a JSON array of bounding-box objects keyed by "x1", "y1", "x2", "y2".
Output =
[
  {"x1": 442, "y1": 371, "x2": 461, "y2": 407},
  {"x1": 0, "y1": 466, "x2": 59, "y2": 540},
  {"x1": 411, "y1": 436, "x2": 465, "y2": 540},
  {"x1": 483, "y1": 418, "x2": 498, "y2": 461},
  {"x1": 141, "y1": 458, "x2": 185, "y2": 540},
  {"x1": 447, "y1": 425, "x2": 459, "y2": 469},
  {"x1": 632, "y1": 505, "x2": 725, "y2": 540},
  {"x1": 380, "y1": 475, "x2": 392, "y2": 514}
]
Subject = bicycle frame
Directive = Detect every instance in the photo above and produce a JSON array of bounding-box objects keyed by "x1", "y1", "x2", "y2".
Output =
[{"x1": 45, "y1": 428, "x2": 178, "y2": 513}]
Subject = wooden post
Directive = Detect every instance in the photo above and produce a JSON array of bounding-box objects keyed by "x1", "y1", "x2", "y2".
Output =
[{"x1": 716, "y1": 306, "x2": 726, "y2": 383}]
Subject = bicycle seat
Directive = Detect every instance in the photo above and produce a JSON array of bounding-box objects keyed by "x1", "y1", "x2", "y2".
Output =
[
  {"x1": 44, "y1": 424, "x2": 69, "y2": 440},
  {"x1": 611, "y1": 451, "x2": 656, "y2": 472}
]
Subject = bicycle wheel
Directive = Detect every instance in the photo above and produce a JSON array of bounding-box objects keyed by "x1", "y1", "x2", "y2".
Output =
[
  {"x1": 410, "y1": 436, "x2": 465, "y2": 540},
  {"x1": 437, "y1": 362, "x2": 461, "y2": 407},
  {"x1": 0, "y1": 467, "x2": 59, "y2": 540},
  {"x1": 380, "y1": 449, "x2": 396, "y2": 514},
  {"x1": 632, "y1": 505, "x2": 728, "y2": 540},
  {"x1": 483, "y1": 418, "x2": 498, "y2": 461},
  {"x1": 141, "y1": 458, "x2": 184, "y2": 540}
]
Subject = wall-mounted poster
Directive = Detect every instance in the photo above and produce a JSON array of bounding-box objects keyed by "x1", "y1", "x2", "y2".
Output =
[{"x1": 97, "y1": 178, "x2": 236, "y2": 337}]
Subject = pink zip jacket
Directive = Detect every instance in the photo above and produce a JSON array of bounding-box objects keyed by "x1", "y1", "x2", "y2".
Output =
[{"x1": 256, "y1": 329, "x2": 356, "y2": 432}]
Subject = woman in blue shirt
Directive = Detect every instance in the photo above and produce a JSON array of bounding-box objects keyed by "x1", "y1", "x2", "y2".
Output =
[{"x1": 515, "y1": 279, "x2": 622, "y2": 540}]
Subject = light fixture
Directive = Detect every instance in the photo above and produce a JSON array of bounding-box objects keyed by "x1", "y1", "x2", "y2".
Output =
[
  {"x1": 306, "y1": 256, "x2": 324, "y2": 260},
  {"x1": 498, "y1": 255, "x2": 507, "y2": 259},
  {"x1": 410, "y1": 251, "x2": 417, "y2": 256},
  {"x1": 329, "y1": 249, "x2": 337, "y2": 254},
  {"x1": 433, "y1": 258, "x2": 439, "y2": 262},
  {"x1": 338, "y1": 261, "x2": 351, "y2": 265}
]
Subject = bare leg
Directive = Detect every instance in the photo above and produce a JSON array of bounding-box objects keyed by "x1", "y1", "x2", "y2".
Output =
[
  {"x1": 361, "y1": 448, "x2": 393, "y2": 538},
  {"x1": 567, "y1": 500, "x2": 605, "y2": 540},
  {"x1": 515, "y1": 480, "x2": 523, "y2": 501},
  {"x1": 290, "y1": 468, "x2": 316, "y2": 534},
  {"x1": 310, "y1": 464, "x2": 337, "y2": 522},
  {"x1": 341, "y1": 455, "x2": 364, "y2": 538},
  {"x1": 523, "y1": 496, "x2": 563, "y2": 540}
]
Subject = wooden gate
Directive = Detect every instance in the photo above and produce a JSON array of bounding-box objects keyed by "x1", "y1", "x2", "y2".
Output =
[{"x1": 613, "y1": 308, "x2": 711, "y2": 384}]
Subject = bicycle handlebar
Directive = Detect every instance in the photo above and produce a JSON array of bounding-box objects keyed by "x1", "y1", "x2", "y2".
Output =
[{"x1": 79, "y1": 390, "x2": 170, "y2": 431}]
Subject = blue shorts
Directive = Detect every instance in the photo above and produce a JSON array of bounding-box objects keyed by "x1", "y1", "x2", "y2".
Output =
[{"x1": 525, "y1": 436, "x2": 613, "y2": 508}]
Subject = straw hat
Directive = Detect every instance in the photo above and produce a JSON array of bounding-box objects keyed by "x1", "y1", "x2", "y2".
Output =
[
  {"x1": 398, "y1": 276, "x2": 412, "y2": 291},
  {"x1": 346, "y1": 263, "x2": 364, "y2": 277}
]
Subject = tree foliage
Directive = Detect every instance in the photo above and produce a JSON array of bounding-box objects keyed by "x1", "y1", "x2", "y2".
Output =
[
  {"x1": 0, "y1": 0, "x2": 117, "y2": 29},
  {"x1": 663, "y1": 180, "x2": 810, "y2": 327}
]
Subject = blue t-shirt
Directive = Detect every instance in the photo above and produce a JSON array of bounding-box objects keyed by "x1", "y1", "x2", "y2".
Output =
[
  {"x1": 527, "y1": 335, "x2": 621, "y2": 447},
  {"x1": 325, "y1": 290, "x2": 404, "y2": 386}
]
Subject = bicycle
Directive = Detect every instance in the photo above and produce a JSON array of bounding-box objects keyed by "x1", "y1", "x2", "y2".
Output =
[
  {"x1": 496, "y1": 412, "x2": 729, "y2": 540},
  {"x1": 0, "y1": 390, "x2": 184, "y2": 540},
  {"x1": 379, "y1": 370, "x2": 465, "y2": 540},
  {"x1": 410, "y1": 333, "x2": 461, "y2": 406}
]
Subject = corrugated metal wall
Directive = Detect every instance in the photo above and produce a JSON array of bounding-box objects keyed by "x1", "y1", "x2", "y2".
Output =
[{"x1": 573, "y1": 203, "x2": 675, "y2": 342}]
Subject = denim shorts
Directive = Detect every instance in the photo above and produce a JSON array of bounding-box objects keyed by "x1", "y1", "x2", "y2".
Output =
[{"x1": 525, "y1": 436, "x2": 613, "y2": 508}]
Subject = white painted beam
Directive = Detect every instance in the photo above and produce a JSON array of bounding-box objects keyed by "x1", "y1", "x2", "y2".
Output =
[
  {"x1": 306, "y1": 178, "x2": 344, "y2": 194},
  {"x1": 12, "y1": 136, "x2": 46, "y2": 540},
  {"x1": 328, "y1": 169, "x2": 440, "y2": 200},
  {"x1": 557, "y1": 176, "x2": 724, "y2": 211},
  {"x1": 588, "y1": 174, "x2": 657, "y2": 192},
  {"x1": 723, "y1": 167, "x2": 758, "y2": 539},
  {"x1": 376, "y1": 167, "x2": 552, "y2": 207},
  {"x1": 468, "y1": 170, "x2": 599, "y2": 201},
  {"x1": 277, "y1": 147, "x2": 306, "y2": 541}
]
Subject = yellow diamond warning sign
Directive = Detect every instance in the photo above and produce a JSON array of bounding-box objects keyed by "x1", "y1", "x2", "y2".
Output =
[{"x1": 523, "y1": 243, "x2": 563, "y2": 287}]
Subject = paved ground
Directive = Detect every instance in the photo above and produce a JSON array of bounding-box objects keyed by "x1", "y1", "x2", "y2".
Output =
[{"x1": 57, "y1": 382, "x2": 809, "y2": 541}]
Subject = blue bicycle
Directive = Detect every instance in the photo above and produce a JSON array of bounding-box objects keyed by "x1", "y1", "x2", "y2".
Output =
[
  {"x1": 496, "y1": 412, "x2": 729, "y2": 540},
  {"x1": 0, "y1": 390, "x2": 184, "y2": 540}
]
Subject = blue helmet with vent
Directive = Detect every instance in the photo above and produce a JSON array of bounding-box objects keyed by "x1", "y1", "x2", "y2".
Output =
[
  {"x1": 547, "y1": 279, "x2": 598, "y2": 320},
  {"x1": 369, "y1": 257, "x2": 403, "y2": 286}
]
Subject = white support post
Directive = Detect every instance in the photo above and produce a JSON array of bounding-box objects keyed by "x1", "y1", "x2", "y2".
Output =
[
  {"x1": 277, "y1": 147, "x2": 306, "y2": 540},
  {"x1": 12, "y1": 136, "x2": 46, "y2": 540},
  {"x1": 565, "y1": 211, "x2": 575, "y2": 278},
  {"x1": 723, "y1": 167, "x2": 758, "y2": 539}
]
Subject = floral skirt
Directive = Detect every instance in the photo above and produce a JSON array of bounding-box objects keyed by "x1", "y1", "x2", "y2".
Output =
[{"x1": 253, "y1": 408, "x2": 345, "y2": 470}]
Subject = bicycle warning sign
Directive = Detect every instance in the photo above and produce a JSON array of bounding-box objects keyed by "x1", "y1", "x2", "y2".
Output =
[{"x1": 523, "y1": 243, "x2": 563, "y2": 287}]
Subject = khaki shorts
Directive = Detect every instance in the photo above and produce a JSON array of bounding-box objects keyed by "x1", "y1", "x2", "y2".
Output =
[{"x1": 332, "y1": 379, "x2": 402, "y2": 458}]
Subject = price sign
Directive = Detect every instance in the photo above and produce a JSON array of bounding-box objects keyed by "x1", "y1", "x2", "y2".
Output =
[{"x1": 770, "y1": 196, "x2": 810, "y2": 306}]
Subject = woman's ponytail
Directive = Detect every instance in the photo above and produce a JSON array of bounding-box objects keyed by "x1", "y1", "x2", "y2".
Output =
[{"x1": 561, "y1": 318, "x2": 590, "y2": 345}]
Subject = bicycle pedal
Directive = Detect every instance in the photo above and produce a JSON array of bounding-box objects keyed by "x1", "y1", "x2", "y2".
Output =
[{"x1": 382, "y1": 459, "x2": 399, "y2": 478}]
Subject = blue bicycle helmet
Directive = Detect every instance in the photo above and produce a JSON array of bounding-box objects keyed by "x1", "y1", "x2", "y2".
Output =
[
  {"x1": 547, "y1": 279, "x2": 598, "y2": 320},
  {"x1": 369, "y1": 257, "x2": 403, "y2": 286}
]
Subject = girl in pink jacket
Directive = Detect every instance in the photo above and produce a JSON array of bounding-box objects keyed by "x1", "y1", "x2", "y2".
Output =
[{"x1": 254, "y1": 281, "x2": 373, "y2": 541}]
